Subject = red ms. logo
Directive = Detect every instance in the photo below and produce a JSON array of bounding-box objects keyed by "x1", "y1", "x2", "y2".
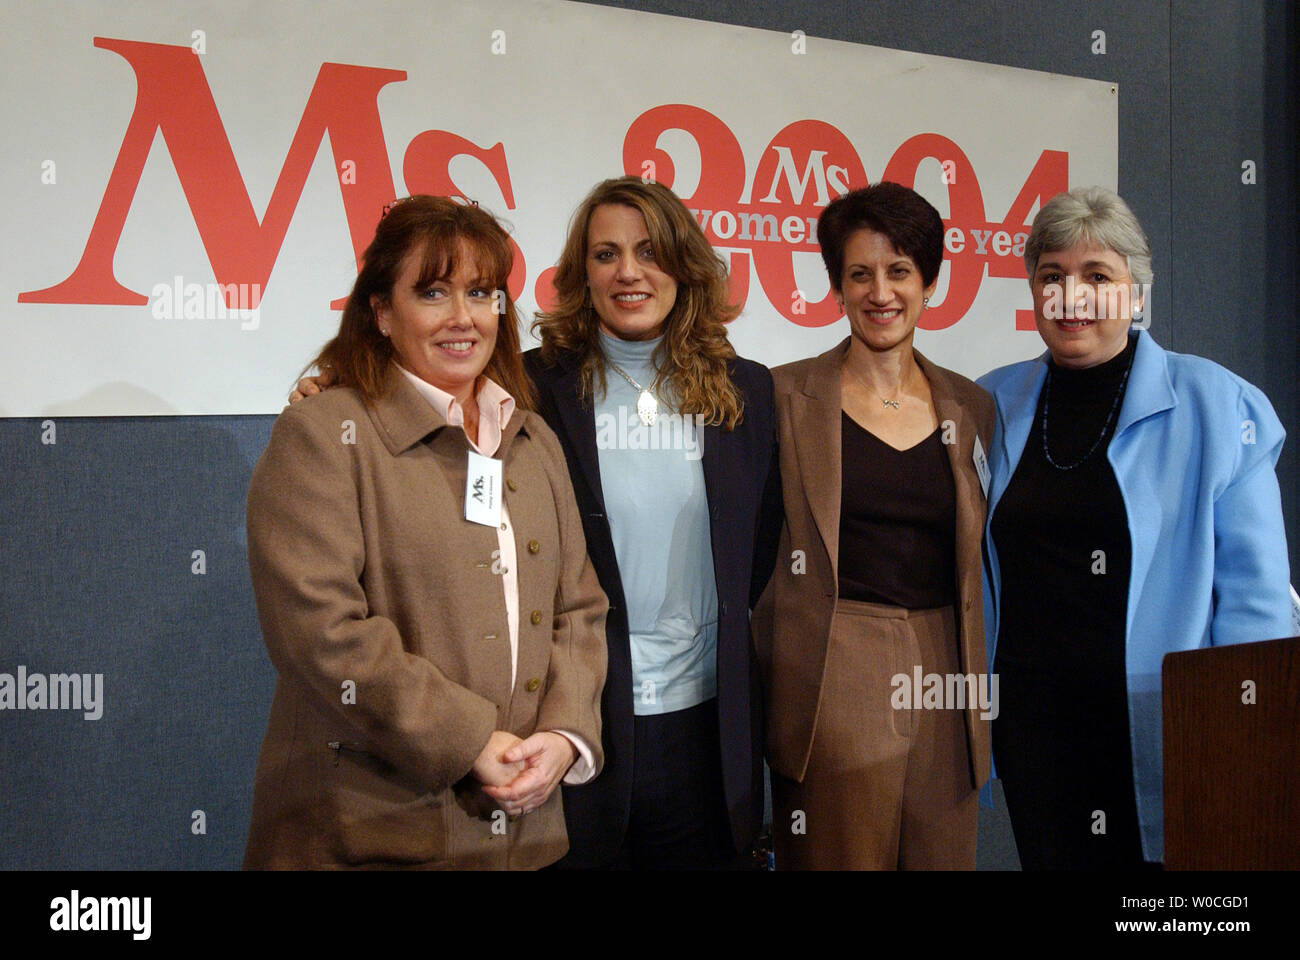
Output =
[{"x1": 21, "y1": 38, "x2": 1066, "y2": 332}]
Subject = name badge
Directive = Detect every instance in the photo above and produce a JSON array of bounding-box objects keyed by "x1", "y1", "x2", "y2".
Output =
[
  {"x1": 972, "y1": 435, "x2": 991, "y2": 499},
  {"x1": 465, "y1": 451, "x2": 503, "y2": 527}
]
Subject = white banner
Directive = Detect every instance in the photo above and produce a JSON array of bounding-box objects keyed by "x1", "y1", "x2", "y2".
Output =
[{"x1": 1, "y1": 0, "x2": 1116, "y2": 415}]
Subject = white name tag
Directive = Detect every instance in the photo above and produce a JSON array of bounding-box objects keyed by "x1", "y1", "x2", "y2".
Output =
[
  {"x1": 972, "y1": 435, "x2": 991, "y2": 499},
  {"x1": 465, "y1": 451, "x2": 503, "y2": 527}
]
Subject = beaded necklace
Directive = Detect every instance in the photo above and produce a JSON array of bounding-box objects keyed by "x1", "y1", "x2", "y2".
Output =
[{"x1": 1039, "y1": 344, "x2": 1136, "y2": 471}]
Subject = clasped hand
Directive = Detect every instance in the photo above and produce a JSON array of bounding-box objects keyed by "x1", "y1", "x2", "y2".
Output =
[{"x1": 471, "y1": 729, "x2": 576, "y2": 817}]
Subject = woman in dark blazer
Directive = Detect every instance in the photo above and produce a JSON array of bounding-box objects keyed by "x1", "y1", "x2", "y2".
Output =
[
  {"x1": 246, "y1": 197, "x2": 608, "y2": 869},
  {"x1": 529, "y1": 177, "x2": 780, "y2": 869},
  {"x1": 753, "y1": 183, "x2": 994, "y2": 869}
]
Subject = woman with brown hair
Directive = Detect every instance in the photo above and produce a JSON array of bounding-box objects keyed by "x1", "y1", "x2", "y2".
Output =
[
  {"x1": 245, "y1": 196, "x2": 608, "y2": 869},
  {"x1": 753, "y1": 182, "x2": 995, "y2": 869},
  {"x1": 526, "y1": 177, "x2": 779, "y2": 869},
  {"x1": 294, "y1": 179, "x2": 781, "y2": 869}
]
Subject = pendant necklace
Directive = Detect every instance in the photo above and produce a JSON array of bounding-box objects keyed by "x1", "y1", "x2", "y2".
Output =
[
  {"x1": 845, "y1": 361, "x2": 907, "y2": 410},
  {"x1": 606, "y1": 358, "x2": 660, "y2": 426}
]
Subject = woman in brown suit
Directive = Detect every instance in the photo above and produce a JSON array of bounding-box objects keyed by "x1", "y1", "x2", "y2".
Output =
[
  {"x1": 243, "y1": 196, "x2": 608, "y2": 869},
  {"x1": 753, "y1": 183, "x2": 994, "y2": 869}
]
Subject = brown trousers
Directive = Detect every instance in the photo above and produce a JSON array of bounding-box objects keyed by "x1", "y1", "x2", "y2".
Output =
[{"x1": 772, "y1": 600, "x2": 977, "y2": 870}]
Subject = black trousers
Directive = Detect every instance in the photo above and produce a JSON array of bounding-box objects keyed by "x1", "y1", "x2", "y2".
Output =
[
  {"x1": 604, "y1": 698, "x2": 745, "y2": 870},
  {"x1": 995, "y1": 690, "x2": 1155, "y2": 871}
]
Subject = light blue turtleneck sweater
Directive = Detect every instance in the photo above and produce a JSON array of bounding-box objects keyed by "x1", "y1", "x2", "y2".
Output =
[{"x1": 595, "y1": 329, "x2": 718, "y2": 715}]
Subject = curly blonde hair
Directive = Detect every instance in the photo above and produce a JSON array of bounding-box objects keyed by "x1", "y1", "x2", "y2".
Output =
[{"x1": 533, "y1": 177, "x2": 744, "y2": 427}]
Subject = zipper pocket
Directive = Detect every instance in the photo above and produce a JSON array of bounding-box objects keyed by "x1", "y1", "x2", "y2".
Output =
[{"x1": 326, "y1": 740, "x2": 368, "y2": 767}]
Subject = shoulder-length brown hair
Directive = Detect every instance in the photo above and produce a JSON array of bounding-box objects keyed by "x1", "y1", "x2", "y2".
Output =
[
  {"x1": 534, "y1": 177, "x2": 743, "y2": 427},
  {"x1": 312, "y1": 196, "x2": 534, "y2": 409}
]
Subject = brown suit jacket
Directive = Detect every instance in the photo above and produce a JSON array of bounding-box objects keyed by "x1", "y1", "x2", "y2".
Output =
[
  {"x1": 243, "y1": 367, "x2": 608, "y2": 869},
  {"x1": 752, "y1": 337, "x2": 994, "y2": 789}
]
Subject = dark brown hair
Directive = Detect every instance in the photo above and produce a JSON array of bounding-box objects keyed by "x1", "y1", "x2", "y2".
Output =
[
  {"x1": 817, "y1": 182, "x2": 945, "y2": 290},
  {"x1": 533, "y1": 177, "x2": 743, "y2": 427},
  {"x1": 312, "y1": 196, "x2": 534, "y2": 409}
]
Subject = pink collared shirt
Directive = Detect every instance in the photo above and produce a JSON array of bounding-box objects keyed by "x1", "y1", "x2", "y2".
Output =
[{"x1": 397, "y1": 366, "x2": 594, "y2": 784}]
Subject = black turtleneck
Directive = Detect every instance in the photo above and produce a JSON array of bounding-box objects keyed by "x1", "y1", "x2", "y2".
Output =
[{"x1": 990, "y1": 333, "x2": 1150, "y2": 869}]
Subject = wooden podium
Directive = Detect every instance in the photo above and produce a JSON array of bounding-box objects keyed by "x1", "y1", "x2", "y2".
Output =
[{"x1": 1162, "y1": 635, "x2": 1300, "y2": 869}]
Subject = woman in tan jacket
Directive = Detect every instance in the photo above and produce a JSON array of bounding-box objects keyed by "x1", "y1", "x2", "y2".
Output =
[
  {"x1": 753, "y1": 183, "x2": 994, "y2": 869},
  {"x1": 243, "y1": 196, "x2": 608, "y2": 869}
]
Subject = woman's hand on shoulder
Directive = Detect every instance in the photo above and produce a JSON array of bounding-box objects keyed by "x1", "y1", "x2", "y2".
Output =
[
  {"x1": 479, "y1": 731, "x2": 577, "y2": 816},
  {"x1": 289, "y1": 367, "x2": 338, "y2": 404}
]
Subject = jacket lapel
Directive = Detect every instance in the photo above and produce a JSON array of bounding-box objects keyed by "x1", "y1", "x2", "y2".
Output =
[
  {"x1": 792, "y1": 339, "x2": 848, "y2": 585},
  {"x1": 1112, "y1": 329, "x2": 1176, "y2": 438},
  {"x1": 369, "y1": 365, "x2": 531, "y2": 456},
  {"x1": 701, "y1": 415, "x2": 723, "y2": 552},
  {"x1": 988, "y1": 356, "x2": 1049, "y2": 515},
  {"x1": 368, "y1": 366, "x2": 447, "y2": 455},
  {"x1": 1107, "y1": 330, "x2": 1176, "y2": 639},
  {"x1": 536, "y1": 354, "x2": 607, "y2": 513}
]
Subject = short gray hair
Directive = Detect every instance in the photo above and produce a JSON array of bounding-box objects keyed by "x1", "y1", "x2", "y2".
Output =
[{"x1": 1024, "y1": 186, "x2": 1153, "y2": 287}]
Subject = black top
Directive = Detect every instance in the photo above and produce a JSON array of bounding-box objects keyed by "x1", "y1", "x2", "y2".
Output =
[
  {"x1": 837, "y1": 414, "x2": 956, "y2": 608},
  {"x1": 990, "y1": 334, "x2": 1145, "y2": 868}
]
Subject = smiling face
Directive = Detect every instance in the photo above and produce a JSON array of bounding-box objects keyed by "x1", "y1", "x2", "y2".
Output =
[
  {"x1": 585, "y1": 203, "x2": 679, "y2": 341},
  {"x1": 1031, "y1": 241, "x2": 1135, "y2": 369},
  {"x1": 837, "y1": 228, "x2": 936, "y2": 354},
  {"x1": 371, "y1": 240, "x2": 498, "y2": 403}
]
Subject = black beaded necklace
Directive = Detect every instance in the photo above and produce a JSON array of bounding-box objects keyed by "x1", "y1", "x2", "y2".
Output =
[{"x1": 1039, "y1": 343, "x2": 1136, "y2": 471}]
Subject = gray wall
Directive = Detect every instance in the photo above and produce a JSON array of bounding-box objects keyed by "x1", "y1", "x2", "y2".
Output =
[{"x1": 2, "y1": 0, "x2": 1294, "y2": 869}]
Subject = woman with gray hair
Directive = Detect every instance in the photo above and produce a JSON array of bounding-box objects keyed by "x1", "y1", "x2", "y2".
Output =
[{"x1": 978, "y1": 186, "x2": 1291, "y2": 869}]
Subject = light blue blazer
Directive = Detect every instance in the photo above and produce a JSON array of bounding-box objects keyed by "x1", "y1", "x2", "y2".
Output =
[{"x1": 978, "y1": 328, "x2": 1292, "y2": 861}]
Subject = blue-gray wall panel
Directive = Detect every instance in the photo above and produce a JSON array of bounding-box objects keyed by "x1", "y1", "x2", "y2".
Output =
[{"x1": 0, "y1": 417, "x2": 275, "y2": 868}]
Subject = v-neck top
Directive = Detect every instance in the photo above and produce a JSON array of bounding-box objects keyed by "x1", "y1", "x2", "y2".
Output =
[{"x1": 837, "y1": 412, "x2": 957, "y2": 608}]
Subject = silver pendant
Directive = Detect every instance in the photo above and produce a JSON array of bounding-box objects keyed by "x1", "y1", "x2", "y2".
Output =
[
  {"x1": 882, "y1": 398, "x2": 901, "y2": 409},
  {"x1": 636, "y1": 389, "x2": 658, "y2": 427}
]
